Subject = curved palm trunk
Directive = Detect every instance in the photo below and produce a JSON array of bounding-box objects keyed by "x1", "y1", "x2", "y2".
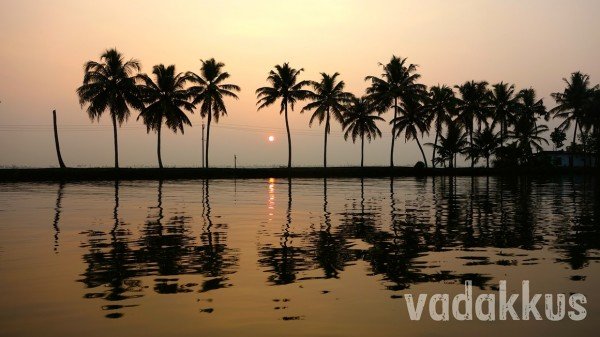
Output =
[
  {"x1": 324, "y1": 111, "x2": 330, "y2": 168},
  {"x1": 284, "y1": 102, "x2": 292, "y2": 169},
  {"x1": 431, "y1": 123, "x2": 440, "y2": 168},
  {"x1": 111, "y1": 113, "x2": 119, "y2": 169},
  {"x1": 390, "y1": 97, "x2": 398, "y2": 168},
  {"x1": 206, "y1": 109, "x2": 212, "y2": 168},
  {"x1": 52, "y1": 110, "x2": 66, "y2": 168},
  {"x1": 361, "y1": 134, "x2": 365, "y2": 168},
  {"x1": 157, "y1": 122, "x2": 163, "y2": 169},
  {"x1": 415, "y1": 136, "x2": 428, "y2": 168}
]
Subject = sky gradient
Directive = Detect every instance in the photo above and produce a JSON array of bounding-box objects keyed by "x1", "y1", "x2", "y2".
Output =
[{"x1": 1, "y1": 0, "x2": 599, "y2": 167}]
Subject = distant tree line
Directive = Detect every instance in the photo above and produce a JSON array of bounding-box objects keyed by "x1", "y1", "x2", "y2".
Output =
[{"x1": 77, "y1": 49, "x2": 600, "y2": 169}]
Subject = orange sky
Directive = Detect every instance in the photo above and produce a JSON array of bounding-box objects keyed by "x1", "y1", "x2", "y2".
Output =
[{"x1": 1, "y1": 0, "x2": 599, "y2": 167}]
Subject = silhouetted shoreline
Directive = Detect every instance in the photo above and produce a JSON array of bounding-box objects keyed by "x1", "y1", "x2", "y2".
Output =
[{"x1": 0, "y1": 167, "x2": 597, "y2": 182}]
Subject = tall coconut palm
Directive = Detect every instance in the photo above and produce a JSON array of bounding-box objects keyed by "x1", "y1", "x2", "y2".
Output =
[
  {"x1": 509, "y1": 118, "x2": 549, "y2": 165},
  {"x1": 256, "y1": 63, "x2": 312, "y2": 168},
  {"x1": 551, "y1": 71, "x2": 593, "y2": 166},
  {"x1": 365, "y1": 55, "x2": 425, "y2": 167},
  {"x1": 516, "y1": 88, "x2": 547, "y2": 130},
  {"x1": 489, "y1": 82, "x2": 518, "y2": 146},
  {"x1": 188, "y1": 58, "x2": 240, "y2": 168},
  {"x1": 302, "y1": 73, "x2": 353, "y2": 167},
  {"x1": 137, "y1": 64, "x2": 195, "y2": 168},
  {"x1": 426, "y1": 123, "x2": 467, "y2": 168},
  {"x1": 76, "y1": 48, "x2": 144, "y2": 168},
  {"x1": 390, "y1": 91, "x2": 430, "y2": 167},
  {"x1": 455, "y1": 81, "x2": 490, "y2": 168},
  {"x1": 471, "y1": 127, "x2": 501, "y2": 168},
  {"x1": 342, "y1": 96, "x2": 385, "y2": 167},
  {"x1": 424, "y1": 85, "x2": 456, "y2": 167},
  {"x1": 585, "y1": 88, "x2": 600, "y2": 166}
]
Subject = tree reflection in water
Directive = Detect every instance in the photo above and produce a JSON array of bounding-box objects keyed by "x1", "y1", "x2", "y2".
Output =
[
  {"x1": 258, "y1": 177, "x2": 312, "y2": 285},
  {"x1": 68, "y1": 176, "x2": 599, "y2": 319},
  {"x1": 258, "y1": 176, "x2": 598, "y2": 292},
  {"x1": 51, "y1": 182, "x2": 64, "y2": 253},
  {"x1": 78, "y1": 180, "x2": 238, "y2": 318}
]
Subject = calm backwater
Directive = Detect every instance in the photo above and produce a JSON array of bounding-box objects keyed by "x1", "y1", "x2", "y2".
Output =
[{"x1": 0, "y1": 177, "x2": 598, "y2": 336}]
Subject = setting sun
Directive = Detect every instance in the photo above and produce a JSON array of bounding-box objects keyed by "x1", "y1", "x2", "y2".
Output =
[{"x1": 268, "y1": 135, "x2": 275, "y2": 142}]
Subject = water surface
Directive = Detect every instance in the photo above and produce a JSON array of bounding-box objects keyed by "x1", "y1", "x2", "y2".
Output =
[{"x1": 0, "y1": 177, "x2": 598, "y2": 336}]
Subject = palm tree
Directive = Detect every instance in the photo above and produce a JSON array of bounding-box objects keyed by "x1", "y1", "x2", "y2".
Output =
[
  {"x1": 342, "y1": 96, "x2": 385, "y2": 167},
  {"x1": 472, "y1": 127, "x2": 501, "y2": 168},
  {"x1": 302, "y1": 73, "x2": 353, "y2": 167},
  {"x1": 76, "y1": 48, "x2": 144, "y2": 168},
  {"x1": 489, "y1": 82, "x2": 518, "y2": 146},
  {"x1": 424, "y1": 85, "x2": 456, "y2": 168},
  {"x1": 256, "y1": 63, "x2": 312, "y2": 168},
  {"x1": 585, "y1": 88, "x2": 600, "y2": 166},
  {"x1": 516, "y1": 88, "x2": 547, "y2": 130},
  {"x1": 365, "y1": 55, "x2": 425, "y2": 167},
  {"x1": 455, "y1": 81, "x2": 490, "y2": 168},
  {"x1": 390, "y1": 91, "x2": 430, "y2": 167},
  {"x1": 188, "y1": 58, "x2": 240, "y2": 168},
  {"x1": 137, "y1": 64, "x2": 195, "y2": 168},
  {"x1": 551, "y1": 71, "x2": 593, "y2": 166},
  {"x1": 509, "y1": 118, "x2": 549, "y2": 165},
  {"x1": 426, "y1": 123, "x2": 467, "y2": 168}
]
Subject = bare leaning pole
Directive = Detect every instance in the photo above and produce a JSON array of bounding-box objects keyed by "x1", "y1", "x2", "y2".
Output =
[{"x1": 52, "y1": 109, "x2": 66, "y2": 168}]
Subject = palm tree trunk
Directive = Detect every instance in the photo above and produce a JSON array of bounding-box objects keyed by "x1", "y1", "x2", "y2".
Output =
[
  {"x1": 157, "y1": 122, "x2": 163, "y2": 169},
  {"x1": 501, "y1": 118, "x2": 506, "y2": 147},
  {"x1": 206, "y1": 110, "x2": 212, "y2": 168},
  {"x1": 415, "y1": 136, "x2": 428, "y2": 168},
  {"x1": 432, "y1": 124, "x2": 440, "y2": 168},
  {"x1": 324, "y1": 110, "x2": 329, "y2": 168},
  {"x1": 570, "y1": 120, "x2": 578, "y2": 168},
  {"x1": 52, "y1": 110, "x2": 66, "y2": 168},
  {"x1": 361, "y1": 134, "x2": 365, "y2": 168},
  {"x1": 486, "y1": 155, "x2": 490, "y2": 168},
  {"x1": 284, "y1": 103, "x2": 292, "y2": 169},
  {"x1": 469, "y1": 126, "x2": 474, "y2": 168},
  {"x1": 390, "y1": 97, "x2": 398, "y2": 168},
  {"x1": 111, "y1": 113, "x2": 119, "y2": 169}
]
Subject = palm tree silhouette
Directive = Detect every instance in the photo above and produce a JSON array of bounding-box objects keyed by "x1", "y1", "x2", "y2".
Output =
[
  {"x1": 302, "y1": 73, "x2": 353, "y2": 167},
  {"x1": 586, "y1": 89, "x2": 600, "y2": 166},
  {"x1": 390, "y1": 91, "x2": 430, "y2": 167},
  {"x1": 516, "y1": 88, "x2": 547, "y2": 129},
  {"x1": 137, "y1": 64, "x2": 195, "y2": 168},
  {"x1": 551, "y1": 72, "x2": 594, "y2": 166},
  {"x1": 365, "y1": 56, "x2": 425, "y2": 167},
  {"x1": 489, "y1": 82, "x2": 518, "y2": 146},
  {"x1": 342, "y1": 96, "x2": 384, "y2": 167},
  {"x1": 256, "y1": 63, "x2": 311, "y2": 168},
  {"x1": 188, "y1": 59, "x2": 240, "y2": 168},
  {"x1": 509, "y1": 117, "x2": 549, "y2": 165},
  {"x1": 77, "y1": 48, "x2": 144, "y2": 168},
  {"x1": 472, "y1": 127, "x2": 501, "y2": 168},
  {"x1": 424, "y1": 85, "x2": 456, "y2": 168},
  {"x1": 427, "y1": 123, "x2": 467, "y2": 168},
  {"x1": 455, "y1": 81, "x2": 490, "y2": 168}
]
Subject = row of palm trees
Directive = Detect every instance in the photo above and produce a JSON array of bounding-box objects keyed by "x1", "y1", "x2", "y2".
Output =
[
  {"x1": 77, "y1": 49, "x2": 239, "y2": 168},
  {"x1": 77, "y1": 49, "x2": 600, "y2": 169}
]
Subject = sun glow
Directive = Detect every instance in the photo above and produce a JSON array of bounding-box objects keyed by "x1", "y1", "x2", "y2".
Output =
[{"x1": 268, "y1": 135, "x2": 275, "y2": 142}]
